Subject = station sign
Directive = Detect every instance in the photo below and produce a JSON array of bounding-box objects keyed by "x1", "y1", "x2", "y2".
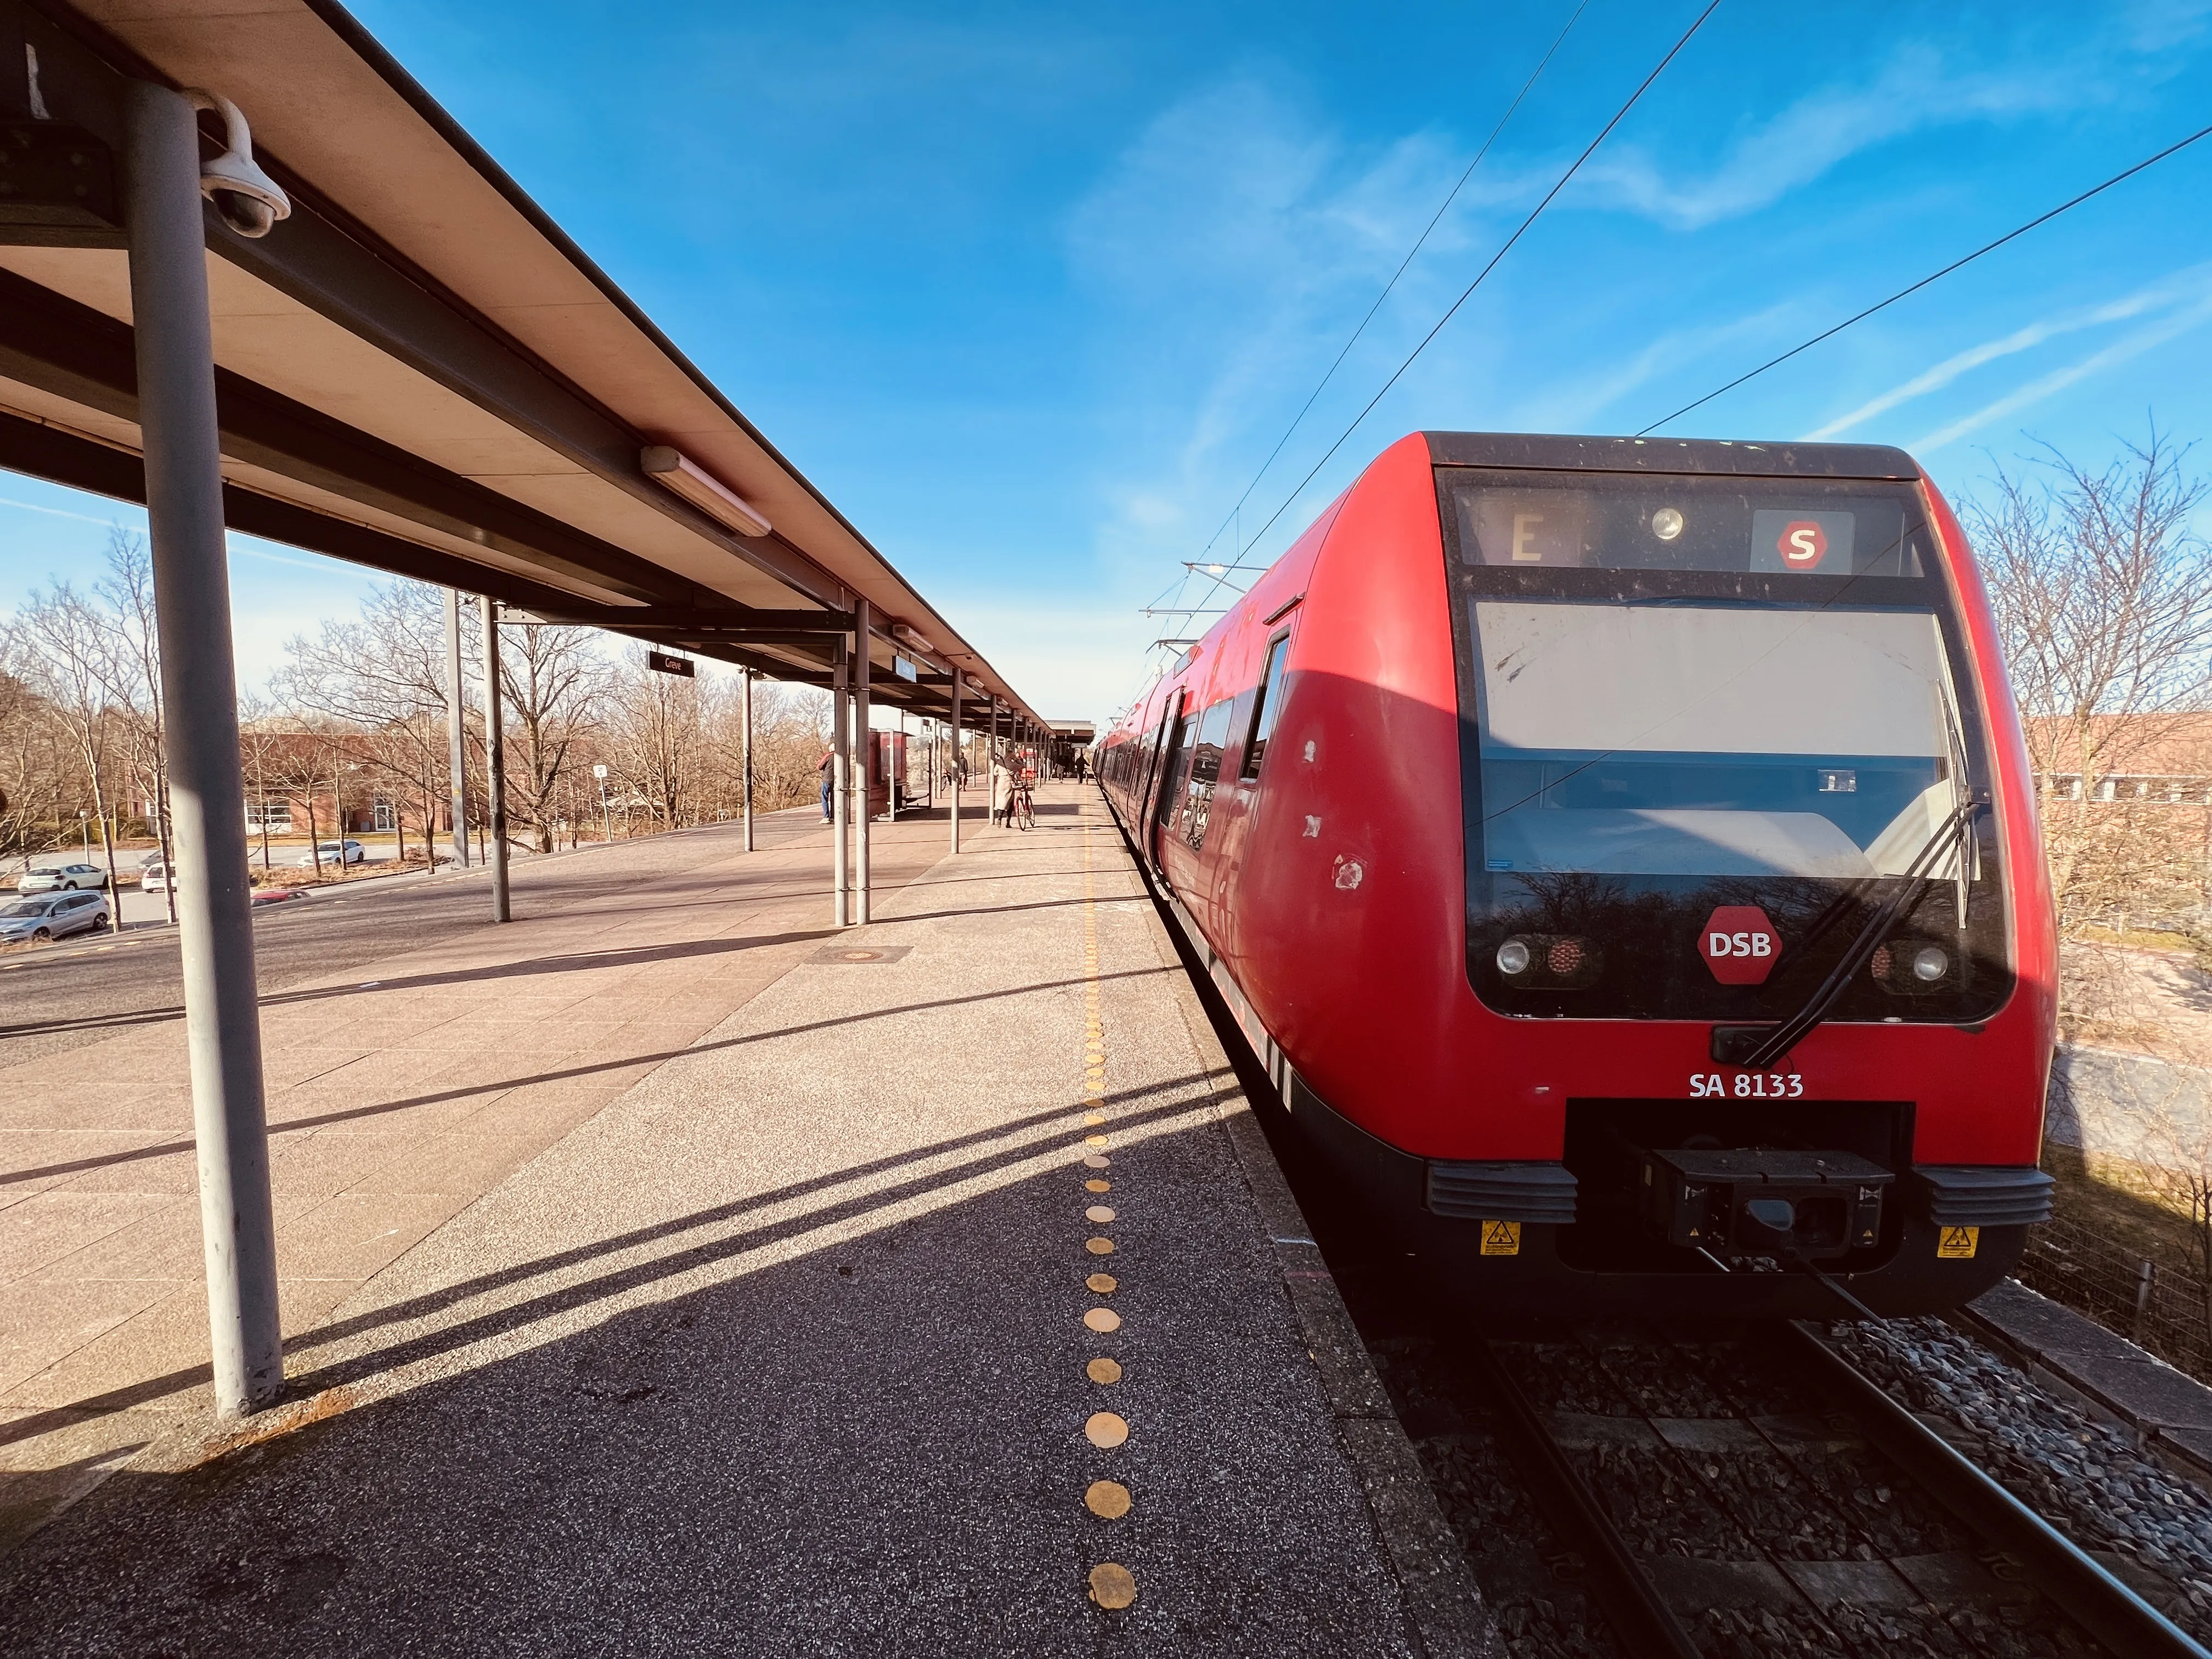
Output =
[{"x1": 645, "y1": 651, "x2": 695, "y2": 678}]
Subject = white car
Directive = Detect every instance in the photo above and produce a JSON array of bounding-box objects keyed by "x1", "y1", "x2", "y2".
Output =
[
  {"x1": 144, "y1": 858, "x2": 264, "y2": 892},
  {"x1": 290, "y1": 839, "x2": 366, "y2": 868},
  {"x1": 16, "y1": 863, "x2": 106, "y2": 894}
]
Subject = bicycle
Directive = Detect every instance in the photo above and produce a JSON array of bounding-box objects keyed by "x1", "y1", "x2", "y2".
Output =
[{"x1": 1009, "y1": 782, "x2": 1035, "y2": 832}]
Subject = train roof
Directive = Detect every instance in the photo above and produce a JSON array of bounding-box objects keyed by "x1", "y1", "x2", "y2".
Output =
[{"x1": 1423, "y1": 432, "x2": 1918, "y2": 481}]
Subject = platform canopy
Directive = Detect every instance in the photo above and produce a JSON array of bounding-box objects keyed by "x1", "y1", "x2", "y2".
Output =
[{"x1": 0, "y1": 0, "x2": 1037, "y2": 722}]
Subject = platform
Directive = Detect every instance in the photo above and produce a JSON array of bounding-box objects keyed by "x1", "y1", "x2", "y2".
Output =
[{"x1": 0, "y1": 787, "x2": 1488, "y2": 1655}]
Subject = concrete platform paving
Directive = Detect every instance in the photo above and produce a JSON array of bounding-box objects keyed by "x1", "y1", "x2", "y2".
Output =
[
  {"x1": 0, "y1": 805, "x2": 934, "y2": 1545},
  {"x1": 0, "y1": 786, "x2": 1487, "y2": 1655}
]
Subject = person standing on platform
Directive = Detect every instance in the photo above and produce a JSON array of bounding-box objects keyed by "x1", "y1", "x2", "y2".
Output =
[
  {"x1": 818, "y1": 748, "x2": 835, "y2": 822},
  {"x1": 991, "y1": 755, "x2": 1013, "y2": 826}
]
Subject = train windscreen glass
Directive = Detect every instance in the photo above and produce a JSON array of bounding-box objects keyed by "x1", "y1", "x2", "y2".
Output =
[
  {"x1": 1472, "y1": 603, "x2": 1968, "y2": 880},
  {"x1": 1439, "y1": 467, "x2": 2007, "y2": 1022}
]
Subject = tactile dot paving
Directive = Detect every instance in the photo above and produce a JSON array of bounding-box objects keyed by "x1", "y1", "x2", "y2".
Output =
[
  {"x1": 1088, "y1": 1562, "x2": 1137, "y2": 1608},
  {"x1": 1084, "y1": 1480, "x2": 1132, "y2": 1520}
]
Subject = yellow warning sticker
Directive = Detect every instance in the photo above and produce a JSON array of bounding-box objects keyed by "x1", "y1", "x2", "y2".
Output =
[
  {"x1": 1480, "y1": 1220, "x2": 1522, "y2": 1257},
  {"x1": 1937, "y1": 1224, "x2": 1980, "y2": 1260}
]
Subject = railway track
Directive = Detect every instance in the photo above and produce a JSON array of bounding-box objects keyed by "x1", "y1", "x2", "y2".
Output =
[{"x1": 1428, "y1": 1321, "x2": 2208, "y2": 1658}]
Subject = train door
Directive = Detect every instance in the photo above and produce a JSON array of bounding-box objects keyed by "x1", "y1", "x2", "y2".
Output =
[
  {"x1": 1130, "y1": 689, "x2": 1178, "y2": 833},
  {"x1": 1143, "y1": 692, "x2": 1189, "y2": 875}
]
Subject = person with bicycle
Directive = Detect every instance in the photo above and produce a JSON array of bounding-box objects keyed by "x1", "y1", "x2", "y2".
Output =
[{"x1": 990, "y1": 755, "x2": 1013, "y2": 827}]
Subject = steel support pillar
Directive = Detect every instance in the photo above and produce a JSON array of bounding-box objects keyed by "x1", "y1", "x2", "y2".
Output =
[
  {"x1": 832, "y1": 640, "x2": 850, "y2": 927},
  {"x1": 478, "y1": 595, "x2": 509, "y2": 922},
  {"x1": 125, "y1": 80, "x2": 281, "y2": 1418},
  {"x1": 854, "y1": 598, "x2": 872, "y2": 926},
  {"x1": 948, "y1": 669, "x2": 962, "y2": 855},
  {"x1": 443, "y1": 588, "x2": 469, "y2": 868},
  {"x1": 741, "y1": 667, "x2": 754, "y2": 853}
]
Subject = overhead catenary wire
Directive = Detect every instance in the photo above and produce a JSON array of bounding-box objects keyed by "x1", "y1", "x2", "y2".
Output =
[
  {"x1": 1637, "y1": 118, "x2": 2212, "y2": 436},
  {"x1": 1187, "y1": 0, "x2": 1593, "y2": 573},
  {"x1": 1141, "y1": 0, "x2": 1593, "y2": 636},
  {"x1": 1230, "y1": 0, "x2": 1724, "y2": 564}
]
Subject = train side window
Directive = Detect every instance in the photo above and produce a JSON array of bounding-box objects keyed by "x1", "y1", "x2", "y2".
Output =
[
  {"x1": 1240, "y1": 633, "x2": 1291, "y2": 779},
  {"x1": 1182, "y1": 698, "x2": 1236, "y2": 850},
  {"x1": 1155, "y1": 707, "x2": 1192, "y2": 833},
  {"x1": 1190, "y1": 699, "x2": 1234, "y2": 786}
]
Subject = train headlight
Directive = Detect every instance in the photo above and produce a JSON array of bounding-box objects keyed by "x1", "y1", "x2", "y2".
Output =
[
  {"x1": 1911, "y1": 945, "x2": 1949, "y2": 983},
  {"x1": 1496, "y1": 939, "x2": 1532, "y2": 976},
  {"x1": 1651, "y1": 506, "x2": 1684, "y2": 542}
]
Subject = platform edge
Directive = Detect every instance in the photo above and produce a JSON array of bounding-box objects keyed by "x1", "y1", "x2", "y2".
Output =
[{"x1": 1150, "y1": 934, "x2": 1504, "y2": 1659}]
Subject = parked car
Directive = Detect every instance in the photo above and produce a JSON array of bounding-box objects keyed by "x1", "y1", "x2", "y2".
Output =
[
  {"x1": 16, "y1": 863, "x2": 107, "y2": 894},
  {"x1": 0, "y1": 890, "x2": 110, "y2": 943},
  {"x1": 289, "y1": 840, "x2": 366, "y2": 868},
  {"x1": 145, "y1": 855, "x2": 268, "y2": 892}
]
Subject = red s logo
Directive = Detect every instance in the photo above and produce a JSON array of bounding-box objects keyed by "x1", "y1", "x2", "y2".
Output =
[{"x1": 1778, "y1": 521, "x2": 1827, "y2": 568}]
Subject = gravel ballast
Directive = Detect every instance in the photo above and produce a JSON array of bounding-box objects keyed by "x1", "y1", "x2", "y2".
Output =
[{"x1": 1831, "y1": 1314, "x2": 2212, "y2": 1632}]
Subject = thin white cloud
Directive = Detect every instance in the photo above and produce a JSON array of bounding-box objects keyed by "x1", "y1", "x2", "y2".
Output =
[
  {"x1": 230, "y1": 541, "x2": 325, "y2": 572},
  {"x1": 0, "y1": 495, "x2": 121, "y2": 526},
  {"x1": 1068, "y1": 75, "x2": 1500, "y2": 585},
  {"x1": 1911, "y1": 290, "x2": 2212, "y2": 452},
  {"x1": 1577, "y1": 32, "x2": 2154, "y2": 232},
  {"x1": 1520, "y1": 300, "x2": 1799, "y2": 432},
  {"x1": 1805, "y1": 263, "x2": 2212, "y2": 439}
]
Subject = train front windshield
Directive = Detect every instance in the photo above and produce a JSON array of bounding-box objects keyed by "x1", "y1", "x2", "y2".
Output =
[
  {"x1": 1438, "y1": 467, "x2": 2011, "y2": 1024},
  {"x1": 1472, "y1": 602, "x2": 1968, "y2": 882}
]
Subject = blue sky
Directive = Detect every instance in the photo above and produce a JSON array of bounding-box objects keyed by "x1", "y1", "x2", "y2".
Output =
[{"x1": 4, "y1": 0, "x2": 2211, "y2": 719}]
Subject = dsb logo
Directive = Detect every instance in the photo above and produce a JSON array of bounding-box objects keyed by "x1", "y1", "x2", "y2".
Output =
[{"x1": 1701, "y1": 906, "x2": 1779, "y2": 985}]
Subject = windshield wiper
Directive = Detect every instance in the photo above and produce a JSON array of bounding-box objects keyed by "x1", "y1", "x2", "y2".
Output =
[{"x1": 1714, "y1": 801, "x2": 1981, "y2": 1070}]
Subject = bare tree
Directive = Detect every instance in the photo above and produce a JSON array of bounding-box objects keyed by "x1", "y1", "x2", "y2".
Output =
[
  {"x1": 1973, "y1": 431, "x2": 2212, "y2": 933},
  {"x1": 602, "y1": 649, "x2": 707, "y2": 828},
  {"x1": 89, "y1": 532, "x2": 176, "y2": 921},
  {"x1": 738, "y1": 680, "x2": 832, "y2": 811},
  {"x1": 10, "y1": 583, "x2": 125, "y2": 928},
  {"x1": 278, "y1": 579, "x2": 473, "y2": 864},
  {"x1": 497, "y1": 621, "x2": 611, "y2": 851},
  {"x1": 236, "y1": 695, "x2": 290, "y2": 874},
  {"x1": 0, "y1": 651, "x2": 70, "y2": 872}
]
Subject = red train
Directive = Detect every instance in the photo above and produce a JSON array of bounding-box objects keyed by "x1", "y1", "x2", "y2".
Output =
[{"x1": 1101, "y1": 432, "x2": 2056, "y2": 1317}]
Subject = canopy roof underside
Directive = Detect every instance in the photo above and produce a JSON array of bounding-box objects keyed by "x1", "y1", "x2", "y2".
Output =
[{"x1": 0, "y1": 0, "x2": 1037, "y2": 720}]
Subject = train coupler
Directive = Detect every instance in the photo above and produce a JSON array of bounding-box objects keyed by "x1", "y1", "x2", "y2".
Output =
[{"x1": 1636, "y1": 1147, "x2": 1891, "y2": 1261}]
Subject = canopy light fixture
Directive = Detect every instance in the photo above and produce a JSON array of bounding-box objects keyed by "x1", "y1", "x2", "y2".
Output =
[{"x1": 640, "y1": 447, "x2": 773, "y2": 539}]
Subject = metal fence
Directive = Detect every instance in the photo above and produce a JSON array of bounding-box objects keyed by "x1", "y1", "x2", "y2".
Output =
[{"x1": 2015, "y1": 1209, "x2": 2212, "y2": 1384}]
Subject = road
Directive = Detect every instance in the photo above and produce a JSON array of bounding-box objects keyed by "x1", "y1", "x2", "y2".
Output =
[
  {"x1": 0, "y1": 811, "x2": 828, "y2": 1068},
  {"x1": 13, "y1": 839, "x2": 421, "y2": 930}
]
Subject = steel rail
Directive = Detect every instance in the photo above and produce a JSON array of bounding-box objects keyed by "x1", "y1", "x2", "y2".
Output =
[
  {"x1": 1785, "y1": 1320, "x2": 2208, "y2": 1659},
  {"x1": 1465, "y1": 1339, "x2": 1702, "y2": 1659}
]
